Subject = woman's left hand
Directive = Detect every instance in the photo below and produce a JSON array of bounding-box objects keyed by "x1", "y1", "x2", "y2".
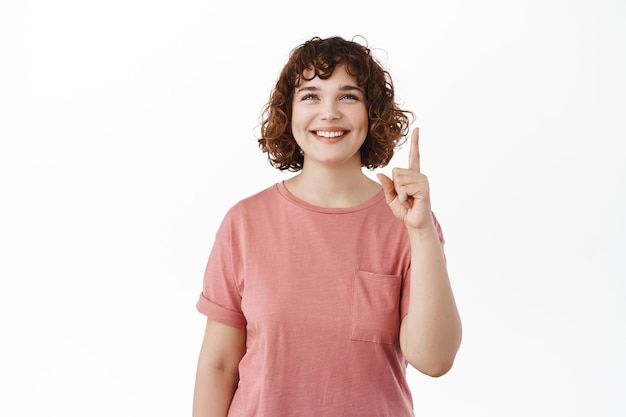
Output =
[{"x1": 377, "y1": 128, "x2": 434, "y2": 231}]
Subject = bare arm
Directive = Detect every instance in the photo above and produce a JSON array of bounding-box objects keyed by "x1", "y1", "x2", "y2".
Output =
[
  {"x1": 399, "y1": 225, "x2": 462, "y2": 376},
  {"x1": 377, "y1": 127, "x2": 462, "y2": 377},
  {"x1": 193, "y1": 319, "x2": 246, "y2": 417}
]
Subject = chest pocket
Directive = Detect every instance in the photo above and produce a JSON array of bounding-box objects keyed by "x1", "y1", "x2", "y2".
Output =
[{"x1": 350, "y1": 270, "x2": 402, "y2": 344}]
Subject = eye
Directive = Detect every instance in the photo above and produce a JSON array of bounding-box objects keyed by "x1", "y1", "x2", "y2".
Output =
[
  {"x1": 301, "y1": 93, "x2": 318, "y2": 101},
  {"x1": 340, "y1": 94, "x2": 360, "y2": 101}
]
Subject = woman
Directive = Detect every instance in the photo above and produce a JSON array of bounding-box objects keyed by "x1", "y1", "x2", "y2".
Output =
[{"x1": 193, "y1": 36, "x2": 462, "y2": 417}]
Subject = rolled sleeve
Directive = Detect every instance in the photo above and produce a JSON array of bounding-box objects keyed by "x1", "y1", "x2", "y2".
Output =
[{"x1": 196, "y1": 292, "x2": 247, "y2": 329}]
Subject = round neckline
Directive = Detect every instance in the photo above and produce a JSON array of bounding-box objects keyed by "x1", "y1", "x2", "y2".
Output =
[{"x1": 275, "y1": 181, "x2": 385, "y2": 214}]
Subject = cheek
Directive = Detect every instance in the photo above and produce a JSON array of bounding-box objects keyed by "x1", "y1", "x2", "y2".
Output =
[
  {"x1": 356, "y1": 115, "x2": 369, "y2": 132},
  {"x1": 349, "y1": 106, "x2": 368, "y2": 126},
  {"x1": 290, "y1": 106, "x2": 307, "y2": 126}
]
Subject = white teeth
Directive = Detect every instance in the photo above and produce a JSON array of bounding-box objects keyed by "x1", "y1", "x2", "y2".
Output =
[{"x1": 315, "y1": 131, "x2": 345, "y2": 138}]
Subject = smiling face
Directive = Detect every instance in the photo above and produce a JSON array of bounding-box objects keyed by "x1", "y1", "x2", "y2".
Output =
[{"x1": 290, "y1": 65, "x2": 369, "y2": 168}]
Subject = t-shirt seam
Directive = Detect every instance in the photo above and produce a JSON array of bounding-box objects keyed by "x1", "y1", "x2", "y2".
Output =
[
  {"x1": 274, "y1": 182, "x2": 386, "y2": 215},
  {"x1": 226, "y1": 213, "x2": 243, "y2": 301}
]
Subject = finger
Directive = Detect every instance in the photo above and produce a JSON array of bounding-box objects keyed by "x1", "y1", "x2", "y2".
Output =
[
  {"x1": 376, "y1": 173, "x2": 397, "y2": 203},
  {"x1": 408, "y1": 127, "x2": 421, "y2": 173}
]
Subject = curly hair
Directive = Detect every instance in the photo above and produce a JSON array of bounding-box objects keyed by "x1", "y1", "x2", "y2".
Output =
[{"x1": 258, "y1": 36, "x2": 413, "y2": 171}]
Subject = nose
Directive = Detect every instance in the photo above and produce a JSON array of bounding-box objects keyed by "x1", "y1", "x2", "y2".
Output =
[{"x1": 320, "y1": 102, "x2": 341, "y2": 120}]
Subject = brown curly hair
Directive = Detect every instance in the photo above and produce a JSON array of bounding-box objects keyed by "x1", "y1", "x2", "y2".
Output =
[{"x1": 258, "y1": 36, "x2": 413, "y2": 171}]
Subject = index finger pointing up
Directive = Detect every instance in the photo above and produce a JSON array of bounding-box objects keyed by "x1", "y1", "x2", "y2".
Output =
[{"x1": 408, "y1": 127, "x2": 421, "y2": 172}]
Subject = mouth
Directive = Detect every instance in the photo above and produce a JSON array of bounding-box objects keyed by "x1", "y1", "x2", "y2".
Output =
[{"x1": 312, "y1": 130, "x2": 349, "y2": 142}]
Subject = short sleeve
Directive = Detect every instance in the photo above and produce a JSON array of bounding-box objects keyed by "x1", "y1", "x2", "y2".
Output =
[
  {"x1": 400, "y1": 211, "x2": 446, "y2": 319},
  {"x1": 432, "y1": 211, "x2": 446, "y2": 249},
  {"x1": 196, "y1": 211, "x2": 247, "y2": 329}
]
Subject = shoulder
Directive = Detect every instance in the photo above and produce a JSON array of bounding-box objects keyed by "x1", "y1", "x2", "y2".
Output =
[
  {"x1": 218, "y1": 183, "x2": 284, "y2": 228},
  {"x1": 240, "y1": 183, "x2": 280, "y2": 205}
]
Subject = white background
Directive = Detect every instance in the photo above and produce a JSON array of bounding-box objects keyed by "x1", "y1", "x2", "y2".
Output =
[{"x1": 1, "y1": 0, "x2": 624, "y2": 416}]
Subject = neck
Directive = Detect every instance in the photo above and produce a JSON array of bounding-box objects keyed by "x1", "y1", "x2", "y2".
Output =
[{"x1": 284, "y1": 158, "x2": 381, "y2": 208}]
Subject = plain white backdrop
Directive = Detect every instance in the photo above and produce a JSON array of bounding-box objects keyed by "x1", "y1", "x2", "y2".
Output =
[{"x1": 1, "y1": 0, "x2": 624, "y2": 415}]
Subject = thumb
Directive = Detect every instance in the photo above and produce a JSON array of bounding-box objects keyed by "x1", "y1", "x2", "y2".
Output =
[{"x1": 376, "y1": 173, "x2": 397, "y2": 203}]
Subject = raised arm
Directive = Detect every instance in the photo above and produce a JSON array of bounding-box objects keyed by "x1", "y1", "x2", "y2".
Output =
[{"x1": 377, "y1": 127, "x2": 462, "y2": 376}]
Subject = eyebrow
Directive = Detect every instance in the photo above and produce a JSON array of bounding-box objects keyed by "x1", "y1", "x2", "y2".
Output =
[{"x1": 296, "y1": 85, "x2": 364, "y2": 94}]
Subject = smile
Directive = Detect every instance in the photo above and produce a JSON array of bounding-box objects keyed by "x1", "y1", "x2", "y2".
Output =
[{"x1": 314, "y1": 130, "x2": 347, "y2": 138}]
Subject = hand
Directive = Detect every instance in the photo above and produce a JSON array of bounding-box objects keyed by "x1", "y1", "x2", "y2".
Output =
[{"x1": 377, "y1": 128, "x2": 434, "y2": 231}]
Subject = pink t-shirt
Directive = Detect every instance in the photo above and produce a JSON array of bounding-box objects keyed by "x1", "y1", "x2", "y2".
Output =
[{"x1": 197, "y1": 182, "x2": 444, "y2": 417}]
